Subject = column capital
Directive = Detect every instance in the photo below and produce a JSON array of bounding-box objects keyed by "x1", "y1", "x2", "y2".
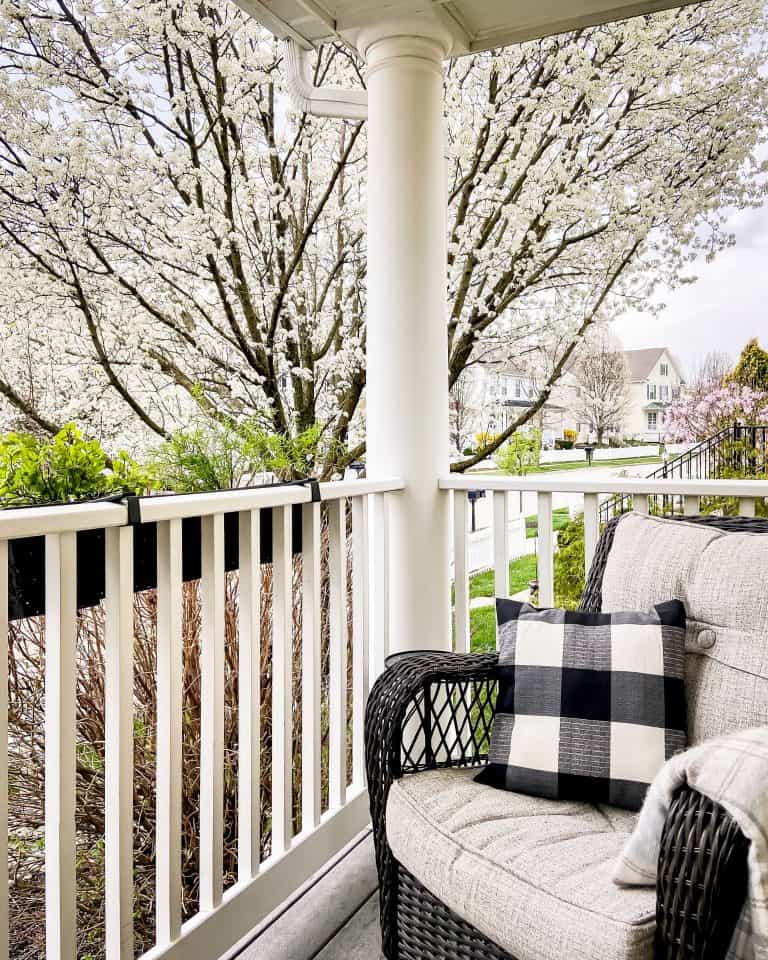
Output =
[{"x1": 352, "y1": 15, "x2": 454, "y2": 76}]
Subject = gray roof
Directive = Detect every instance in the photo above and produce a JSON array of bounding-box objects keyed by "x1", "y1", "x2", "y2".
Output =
[{"x1": 623, "y1": 348, "x2": 682, "y2": 382}]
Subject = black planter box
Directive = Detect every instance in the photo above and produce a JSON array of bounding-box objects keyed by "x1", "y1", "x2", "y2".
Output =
[{"x1": 7, "y1": 504, "x2": 303, "y2": 622}]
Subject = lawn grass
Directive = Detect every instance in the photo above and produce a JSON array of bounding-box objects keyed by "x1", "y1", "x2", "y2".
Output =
[
  {"x1": 524, "y1": 455, "x2": 662, "y2": 474},
  {"x1": 462, "y1": 554, "x2": 538, "y2": 652},
  {"x1": 469, "y1": 605, "x2": 497, "y2": 651},
  {"x1": 470, "y1": 455, "x2": 662, "y2": 476},
  {"x1": 469, "y1": 553, "x2": 537, "y2": 599},
  {"x1": 525, "y1": 505, "x2": 570, "y2": 539}
]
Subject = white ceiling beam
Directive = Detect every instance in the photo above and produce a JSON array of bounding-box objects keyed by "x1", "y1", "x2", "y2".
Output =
[
  {"x1": 458, "y1": 0, "x2": 705, "y2": 53},
  {"x1": 294, "y1": 0, "x2": 337, "y2": 33},
  {"x1": 232, "y1": 0, "x2": 711, "y2": 60}
]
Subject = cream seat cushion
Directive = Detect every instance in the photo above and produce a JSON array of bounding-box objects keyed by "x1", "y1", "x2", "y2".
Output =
[{"x1": 386, "y1": 767, "x2": 656, "y2": 960}]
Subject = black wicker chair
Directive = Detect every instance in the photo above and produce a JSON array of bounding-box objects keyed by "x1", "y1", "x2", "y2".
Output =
[{"x1": 366, "y1": 514, "x2": 766, "y2": 960}]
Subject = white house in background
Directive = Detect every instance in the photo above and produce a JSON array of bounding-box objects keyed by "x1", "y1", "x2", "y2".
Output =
[
  {"x1": 622, "y1": 347, "x2": 685, "y2": 442},
  {"x1": 460, "y1": 359, "x2": 579, "y2": 450}
]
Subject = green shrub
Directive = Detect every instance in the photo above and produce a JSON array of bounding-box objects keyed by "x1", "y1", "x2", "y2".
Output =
[
  {"x1": 0, "y1": 423, "x2": 152, "y2": 506},
  {"x1": 553, "y1": 515, "x2": 585, "y2": 610},
  {"x1": 494, "y1": 429, "x2": 542, "y2": 475}
]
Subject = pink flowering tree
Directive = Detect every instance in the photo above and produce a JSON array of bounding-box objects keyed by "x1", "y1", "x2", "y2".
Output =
[{"x1": 665, "y1": 384, "x2": 768, "y2": 442}]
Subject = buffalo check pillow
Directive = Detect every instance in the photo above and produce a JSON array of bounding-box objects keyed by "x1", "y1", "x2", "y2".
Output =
[{"x1": 475, "y1": 598, "x2": 687, "y2": 810}]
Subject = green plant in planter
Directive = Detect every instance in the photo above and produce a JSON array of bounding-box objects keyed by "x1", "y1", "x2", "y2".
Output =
[
  {"x1": 148, "y1": 418, "x2": 253, "y2": 492},
  {"x1": 240, "y1": 421, "x2": 332, "y2": 481},
  {"x1": 0, "y1": 423, "x2": 153, "y2": 506},
  {"x1": 149, "y1": 417, "x2": 335, "y2": 492}
]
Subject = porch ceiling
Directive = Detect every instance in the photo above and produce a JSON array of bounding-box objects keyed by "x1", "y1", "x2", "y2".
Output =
[{"x1": 237, "y1": 0, "x2": 702, "y2": 53}]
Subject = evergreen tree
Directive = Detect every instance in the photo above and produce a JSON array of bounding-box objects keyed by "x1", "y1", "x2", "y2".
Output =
[{"x1": 728, "y1": 339, "x2": 768, "y2": 391}]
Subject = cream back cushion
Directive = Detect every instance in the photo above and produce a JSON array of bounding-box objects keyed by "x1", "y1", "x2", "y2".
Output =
[{"x1": 600, "y1": 513, "x2": 768, "y2": 744}]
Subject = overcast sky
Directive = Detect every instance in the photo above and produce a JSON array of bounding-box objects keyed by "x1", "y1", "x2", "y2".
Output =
[{"x1": 614, "y1": 200, "x2": 768, "y2": 382}]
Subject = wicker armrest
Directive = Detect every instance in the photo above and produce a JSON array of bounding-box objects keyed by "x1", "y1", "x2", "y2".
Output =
[
  {"x1": 655, "y1": 785, "x2": 749, "y2": 960},
  {"x1": 364, "y1": 650, "x2": 498, "y2": 958},
  {"x1": 365, "y1": 649, "x2": 498, "y2": 813}
]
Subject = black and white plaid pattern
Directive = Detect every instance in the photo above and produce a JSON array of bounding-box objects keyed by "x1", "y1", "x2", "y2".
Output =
[{"x1": 475, "y1": 599, "x2": 687, "y2": 810}]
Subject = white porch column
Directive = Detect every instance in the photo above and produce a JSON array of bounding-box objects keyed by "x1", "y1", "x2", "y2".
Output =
[{"x1": 358, "y1": 18, "x2": 453, "y2": 653}]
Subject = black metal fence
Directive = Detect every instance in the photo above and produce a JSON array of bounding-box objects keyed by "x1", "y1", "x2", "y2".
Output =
[{"x1": 599, "y1": 424, "x2": 768, "y2": 524}]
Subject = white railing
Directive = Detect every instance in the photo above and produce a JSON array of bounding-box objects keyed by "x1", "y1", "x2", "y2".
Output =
[
  {"x1": 442, "y1": 474, "x2": 768, "y2": 652},
  {"x1": 0, "y1": 477, "x2": 401, "y2": 960}
]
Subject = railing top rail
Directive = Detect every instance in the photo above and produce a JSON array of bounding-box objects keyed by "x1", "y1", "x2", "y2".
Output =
[
  {"x1": 0, "y1": 499, "x2": 128, "y2": 539},
  {"x1": 0, "y1": 476, "x2": 404, "y2": 538},
  {"x1": 136, "y1": 476, "x2": 404, "y2": 523},
  {"x1": 441, "y1": 474, "x2": 768, "y2": 497}
]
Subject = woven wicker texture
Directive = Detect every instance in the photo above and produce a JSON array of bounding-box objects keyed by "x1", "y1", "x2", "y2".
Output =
[
  {"x1": 656, "y1": 788, "x2": 749, "y2": 959},
  {"x1": 365, "y1": 513, "x2": 761, "y2": 960},
  {"x1": 397, "y1": 865, "x2": 514, "y2": 960}
]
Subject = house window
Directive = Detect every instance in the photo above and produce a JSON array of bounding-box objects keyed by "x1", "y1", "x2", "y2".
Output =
[
  {"x1": 515, "y1": 379, "x2": 522, "y2": 399},
  {"x1": 647, "y1": 384, "x2": 657, "y2": 400},
  {"x1": 660, "y1": 362, "x2": 669, "y2": 376},
  {"x1": 672, "y1": 386, "x2": 681, "y2": 400},
  {"x1": 660, "y1": 385, "x2": 669, "y2": 401},
  {"x1": 647, "y1": 411, "x2": 658, "y2": 431}
]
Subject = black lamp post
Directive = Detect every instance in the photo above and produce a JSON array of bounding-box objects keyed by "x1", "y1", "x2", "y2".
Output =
[{"x1": 467, "y1": 488, "x2": 486, "y2": 532}]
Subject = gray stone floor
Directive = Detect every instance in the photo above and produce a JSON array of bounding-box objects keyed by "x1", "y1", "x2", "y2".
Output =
[{"x1": 236, "y1": 832, "x2": 383, "y2": 960}]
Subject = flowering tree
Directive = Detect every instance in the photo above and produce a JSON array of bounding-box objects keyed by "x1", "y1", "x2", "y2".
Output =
[
  {"x1": 449, "y1": 375, "x2": 479, "y2": 456},
  {"x1": 573, "y1": 329, "x2": 631, "y2": 443},
  {"x1": 664, "y1": 383, "x2": 768, "y2": 442},
  {"x1": 0, "y1": 0, "x2": 766, "y2": 474},
  {"x1": 0, "y1": 4, "x2": 368, "y2": 471}
]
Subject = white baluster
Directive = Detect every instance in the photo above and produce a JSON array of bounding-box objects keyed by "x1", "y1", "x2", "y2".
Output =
[
  {"x1": 271, "y1": 506, "x2": 293, "y2": 855},
  {"x1": 45, "y1": 532, "x2": 77, "y2": 959},
  {"x1": 583, "y1": 493, "x2": 599, "y2": 577},
  {"x1": 351, "y1": 497, "x2": 370, "y2": 789},
  {"x1": 370, "y1": 493, "x2": 390, "y2": 678},
  {"x1": 537, "y1": 493, "x2": 554, "y2": 607},
  {"x1": 453, "y1": 491, "x2": 470, "y2": 654},
  {"x1": 156, "y1": 519, "x2": 183, "y2": 945},
  {"x1": 238, "y1": 510, "x2": 261, "y2": 880},
  {"x1": 740, "y1": 497, "x2": 756, "y2": 518},
  {"x1": 200, "y1": 514, "x2": 225, "y2": 911},
  {"x1": 104, "y1": 527, "x2": 134, "y2": 960},
  {"x1": 493, "y1": 491, "x2": 510, "y2": 600},
  {"x1": 301, "y1": 502, "x2": 321, "y2": 831},
  {"x1": 328, "y1": 499, "x2": 347, "y2": 810}
]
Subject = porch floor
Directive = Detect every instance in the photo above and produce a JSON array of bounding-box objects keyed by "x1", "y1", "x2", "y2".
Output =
[{"x1": 235, "y1": 832, "x2": 382, "y2": 960}]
